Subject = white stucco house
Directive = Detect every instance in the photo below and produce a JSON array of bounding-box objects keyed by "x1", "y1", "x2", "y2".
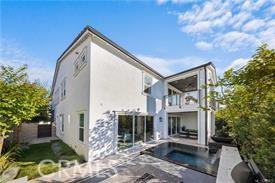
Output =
[{"x1": 51, "y1": 26, "x2": 217, "y2": 161}]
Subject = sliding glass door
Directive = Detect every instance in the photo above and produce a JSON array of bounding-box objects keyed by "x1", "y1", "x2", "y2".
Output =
[
  {"x1": 118, "y1": 115, "x2": 154, "y2": 151},
  {"x1": 146, "y1": 116, "x2": 154, "y2": 142},
  {"x1": 134, "y1": 116, "x2": 145, "y2": 145},
  {"x1": 117, "y1": 115, "x2": 133, "y2": 150},
  {"x1": 168, "y1": 116, "x2": 181, "y2": 136},
  {"x1": 168, "y1": 117, "x2": 172, "y2": 136}
]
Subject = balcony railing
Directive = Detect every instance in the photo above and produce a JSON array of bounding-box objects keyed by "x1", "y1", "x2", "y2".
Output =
[{"x1": 164, "y1": 90, "x2": 199, "y2": 108}]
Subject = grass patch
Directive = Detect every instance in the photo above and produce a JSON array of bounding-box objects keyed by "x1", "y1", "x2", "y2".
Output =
[{"x1": 15, "y1": 140, "x2": 84, "y2": 180}]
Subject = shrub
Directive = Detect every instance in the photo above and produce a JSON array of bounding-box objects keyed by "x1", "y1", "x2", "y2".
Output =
[{"x1": 209, "y1": 44, "x2": 275, "y2": 181}]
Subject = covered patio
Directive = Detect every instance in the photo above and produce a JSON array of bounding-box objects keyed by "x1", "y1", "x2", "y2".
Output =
[{"x1": 167, "y1": 111, "x2": 199, "y2": 143}]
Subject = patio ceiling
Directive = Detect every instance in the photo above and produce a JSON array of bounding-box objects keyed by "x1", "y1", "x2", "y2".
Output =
[{"x1": 169, "y1": 75, "x2": 197, "y2": 92}]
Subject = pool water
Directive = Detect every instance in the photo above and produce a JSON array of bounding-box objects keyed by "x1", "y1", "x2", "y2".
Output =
[{"x1": 142, "y1": 142, "x2": 220, "y2": 176}]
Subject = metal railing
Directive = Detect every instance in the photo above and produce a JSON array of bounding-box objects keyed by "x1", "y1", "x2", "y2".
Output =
[{"x1": 164, "y1": 91, "x2": 199, "y2": 108}]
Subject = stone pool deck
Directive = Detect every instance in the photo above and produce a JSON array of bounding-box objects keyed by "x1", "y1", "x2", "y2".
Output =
[
  {"x1": 31, "y1": 138, "x2": 214, "y2": 183},
  {"x1": 78, "y1": 155, "x2": 215, "y2": 183}
]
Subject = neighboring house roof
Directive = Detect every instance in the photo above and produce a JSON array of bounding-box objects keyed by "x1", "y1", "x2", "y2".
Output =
[{"x1": 51, "y1": 25, "x2": 215, "y2": 95}]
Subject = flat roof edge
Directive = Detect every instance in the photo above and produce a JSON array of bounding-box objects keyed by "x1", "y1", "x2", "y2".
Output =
[{"x1": 165, "y1": 62, "x2": 215, "y2": 79}]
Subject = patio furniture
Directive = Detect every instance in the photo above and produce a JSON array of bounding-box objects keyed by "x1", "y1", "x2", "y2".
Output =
[
  {"x1": 188, "y1": 129, "x2": 198, "y2": 139},
  {"x1": 179, "y1": 129, "x2": 198, "y2": 139},
  {"x1": 118, "y1": 133, "x2": 132, "y2": 143}
]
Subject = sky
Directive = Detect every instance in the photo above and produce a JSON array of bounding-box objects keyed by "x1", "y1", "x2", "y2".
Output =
[{"x1": 0, "y1": 0, "x2": 274, "y2": 87}]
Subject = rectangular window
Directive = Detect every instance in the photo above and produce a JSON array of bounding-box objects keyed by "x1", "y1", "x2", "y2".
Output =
[
  {"x1": 61, "y1": 78, "x2": 66, "y2": 100},
  {"x1": 74, "y1": 61, "x2": 80, "y2": 74},
  {"x1": 60, "y1": 114, "x2": 64, "y2": 132},
  {"x1": 53, "y1": 87, "x2": 60, "y2": 107},
  {"x1": 73, "y1": 47, "x2": 87, "y2": 77},
  {"x1": 79, "y1": 113, "x2": 84, "y2": 142},
  {"x1": 143, "y1": 74, "x2": 153, "y2": 95}
]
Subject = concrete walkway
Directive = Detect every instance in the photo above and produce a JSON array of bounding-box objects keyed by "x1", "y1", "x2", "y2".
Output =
[
  {"x1": 31, "y1": 138, "x2": 206, "y2": 183},
  {"x1": 29, "y1": 136, "x2": 59, "y2": 145}
]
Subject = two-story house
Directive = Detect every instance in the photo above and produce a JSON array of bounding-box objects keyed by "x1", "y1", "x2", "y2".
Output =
[{"x1": 51, "y1": 26, "x2": 217, "y2": 161}]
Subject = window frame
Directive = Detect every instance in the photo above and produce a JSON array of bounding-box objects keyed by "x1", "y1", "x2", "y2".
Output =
[
  {"x1": 73, "y1": 47, "x2": 87, "y2": 77},
  {"x1": 78, "y1": 112, "x2": 85, "y2": 143},
  {"x1": 60, "y1": 78, "x2": 66, "y2": 100},
  {"x1": 60, "y1": 114, "x2": 64, "y2": 133},
  {"x1": 142, "y1": 72, "x2": 153, "y2": 95}
]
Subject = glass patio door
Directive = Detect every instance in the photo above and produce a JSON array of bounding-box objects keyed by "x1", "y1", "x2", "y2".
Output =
[
  {"x1": 172, "y1": 117, "x2": 177, "y2": 135},
  {"x1": 145, "y1": 116, "x2": 154, "y2": 142},
  {"x1": 134, "y1": 116, "x2": 145, "y2": 145},
  {"x1": 168, "y1": 117, "x2": 172, "y2": 135},
  {"x1": 117, "y1": 115, "x2": 134, "y2": 151},
  {"x1": 118, "y1": 115, "x2": 154, "y2": 151},
  {"x1": 168, "y1": 116, "x2": 180, "y2": 136}
]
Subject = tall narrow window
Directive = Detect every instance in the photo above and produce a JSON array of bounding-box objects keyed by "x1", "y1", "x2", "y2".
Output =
[
  {"x1": 60, "y1": 114, "x2": 64, "y2": 132},
  {"x1": 61, "y1": 78, "x2": 66, "y2": 100},
  {"x1": 54, "y1": 87, "x2": 60, "y2": 107},
  {"x1": 143, "y1": 74, "x2": 153, "y2": 95},
  {"x1": 79, "y1": 113, "x2": 84, "y2": 142}
]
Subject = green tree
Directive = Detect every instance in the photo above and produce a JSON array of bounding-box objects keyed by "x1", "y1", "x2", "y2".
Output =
[
  {"x1": 0, "y1": 65, "x2": 50, "y2": 154},
  {"x1": 210, "y1": 44, "x2": 275, "y2": 181}
]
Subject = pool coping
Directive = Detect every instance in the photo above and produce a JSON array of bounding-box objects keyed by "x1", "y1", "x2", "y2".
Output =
[{"x1": 216, "y1": 146, "x2": 242, "y2": 183}]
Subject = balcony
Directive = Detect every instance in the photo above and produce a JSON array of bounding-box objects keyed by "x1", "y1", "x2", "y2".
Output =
[{"x1": 164, "y1": 90, "x2": 199, "y2": 111}]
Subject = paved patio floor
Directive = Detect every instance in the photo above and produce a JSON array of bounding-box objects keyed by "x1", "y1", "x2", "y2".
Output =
[
  {"x1": 78, "y1": 155, "x2": 215, "y2": 183},
  {"x1": 31, "y1": 138, "x2": 211, "y2": 183}
]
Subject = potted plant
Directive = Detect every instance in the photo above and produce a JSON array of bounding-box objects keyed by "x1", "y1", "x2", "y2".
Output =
[{"x1": 211, "y1": 118, "x2": 234, "y2": 143}]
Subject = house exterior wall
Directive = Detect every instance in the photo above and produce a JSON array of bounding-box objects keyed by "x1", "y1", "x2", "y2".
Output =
[
  {"x1": 51, "y1": 29, "x2": 217, "y2": 161},
  {"x1": 180, "y1": 112, "x2": 198, "y2": 130},
  {"x1": 52, "y1": 37, "x2": 92, "y2": 160},
  {"x1": 88, "y1": 37, "x2": 165, "y2": 161}
]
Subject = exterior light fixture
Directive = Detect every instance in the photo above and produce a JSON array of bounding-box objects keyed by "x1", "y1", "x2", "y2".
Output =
[{"x1": 159, "y1": 117, "x2": 163, "y2": 122}]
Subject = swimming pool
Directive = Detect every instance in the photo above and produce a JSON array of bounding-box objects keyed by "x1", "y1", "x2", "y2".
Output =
[{"x1": 141, "y1": 142, "x2": 220, "y2": 176}]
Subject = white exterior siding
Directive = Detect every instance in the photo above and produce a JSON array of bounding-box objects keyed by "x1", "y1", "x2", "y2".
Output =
[
  {"x1": 51, "y1": 27, "x2": 217, "y2": 161},
  {"x1": 88, "y1": 38, "x2": 165, "y2": 160},
  {"x1": 52, "y1": 37, "x2": 92, "y2": 160}
]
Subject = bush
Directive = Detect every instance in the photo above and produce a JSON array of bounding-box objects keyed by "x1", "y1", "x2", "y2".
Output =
[{"x1": 210, "y1": 45, "x2": 275, "y2": 181}]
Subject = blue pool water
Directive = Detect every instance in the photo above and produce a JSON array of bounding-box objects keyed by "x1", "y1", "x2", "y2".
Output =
[{"x1": 142, "y1": 142, "x2": 220, "y2": 176}]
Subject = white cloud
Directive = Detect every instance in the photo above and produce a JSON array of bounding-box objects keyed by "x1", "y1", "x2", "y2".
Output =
[
  {"x1": 216, "y1": 57, "x2": 249, "y2": 75},
  {"x1": 229, "y1": 12, "x2": 252, "y2": 29},
  {"x1": 227, "y1": 58, "x2": 249, "y2": 70},
  {"x1": 181, "y1": 21, "x2": 212, "y2": 33},
  {"x1": 172, "y1": 0, "x2": 275, "y2": 51},
  {"x1": 195, "y1": 41, "x2": 213, "y2": 50},
  {"x1": 265, "y1": 4, "x2": 275, "y2": 15},
  {"x1": 259, "y1": 20, "x2": 275, "y2": 48},
  {"x1": 241, "y1": 0, "x2": 266, "y2": 11},
  {"x1": 137, "y1": 54, "x2": 207, "y2": 76},
  {"x1": 242, "y1": 19, "x2": 265, "y2": 32},
  {"x1": 214, "y1": 31, "x2": 260, "y2": 51},
  {"x1": 0, "y1": 39, "x2": 54, "y2": 87}
]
